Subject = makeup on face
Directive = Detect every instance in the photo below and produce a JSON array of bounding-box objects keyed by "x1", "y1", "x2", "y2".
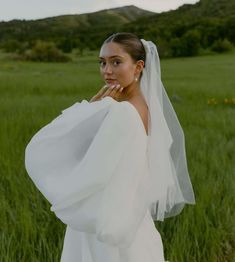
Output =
[{"x1": 99, "y1": 43, "x2": 137, "y2": 88}]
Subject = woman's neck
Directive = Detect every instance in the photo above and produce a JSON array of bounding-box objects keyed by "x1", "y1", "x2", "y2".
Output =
[{"x1": 118, "y1": 81, "x2": 142, "y2": 102}]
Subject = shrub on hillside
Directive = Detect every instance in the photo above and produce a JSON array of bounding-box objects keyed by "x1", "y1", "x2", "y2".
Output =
[
  {"x1": 0, "y1": 39, "x2": 32, "y2": 55},
  {"x1": 23, "y1": 40, "x2": 71, "y2": 62},
  {"x1": 211, "y1": 38, "x2": 234, "y2": 53},
  {"x1": 0, "y1": 39, "x2": 22, "y2": 53}
]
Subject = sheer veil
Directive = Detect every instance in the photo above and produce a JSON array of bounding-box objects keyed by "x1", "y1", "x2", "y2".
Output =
[{"x1": 140, "y1": 39, "x2": 196, "y2": 221}]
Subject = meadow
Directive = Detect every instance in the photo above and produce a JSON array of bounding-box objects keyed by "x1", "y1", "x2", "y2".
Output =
[{"x1": 0, "y1": 49, "x2": 234, "y2": 262}]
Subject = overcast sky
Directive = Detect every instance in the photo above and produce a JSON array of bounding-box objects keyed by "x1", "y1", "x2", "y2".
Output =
[{"x1": 0, "y1": 0, "x2": 199, "y2": 22}]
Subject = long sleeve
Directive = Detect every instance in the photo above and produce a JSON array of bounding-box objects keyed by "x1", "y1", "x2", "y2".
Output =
[{"x1": 25, "y1": 97, "x2": 151, "y2": 249}]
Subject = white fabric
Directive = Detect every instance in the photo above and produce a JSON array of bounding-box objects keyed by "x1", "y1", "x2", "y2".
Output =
[
  {"x1": 139, "y1": 39, "x2": 196, "y2": 221},
  {"x1": 25, "y1": 96, "x2": 169, "y2": 261}
]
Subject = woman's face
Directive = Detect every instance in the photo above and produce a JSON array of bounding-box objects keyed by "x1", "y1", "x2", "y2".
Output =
[{"x1": 99, "y1": 42, "x2": 140, "y2": 88}]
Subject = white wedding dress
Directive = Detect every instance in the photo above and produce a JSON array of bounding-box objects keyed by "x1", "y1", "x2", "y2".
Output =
[{"x1": 25, "y1": 96, "x2": 168, "y2": 262}]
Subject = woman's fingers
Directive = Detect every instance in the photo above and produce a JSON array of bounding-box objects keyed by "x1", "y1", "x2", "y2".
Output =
[
  {"x1": 101, "y1": 84, "x2": 123, "y2": 99},
  {"x1": 89, "y1": 85, "x2": 111, "y2": 102},
  {"x1": 98, "y1": 85, "x2": 108, "y2": 95}
]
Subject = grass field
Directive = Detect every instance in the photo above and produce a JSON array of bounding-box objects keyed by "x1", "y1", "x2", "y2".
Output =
[{"x1": 0, "y1": 49, "x2": 234, "y2": 262}]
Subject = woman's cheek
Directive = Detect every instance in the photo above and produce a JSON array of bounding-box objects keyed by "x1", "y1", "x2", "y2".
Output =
[{"x1": 117, "y1": 68, "x2": 133, "y2": 87}]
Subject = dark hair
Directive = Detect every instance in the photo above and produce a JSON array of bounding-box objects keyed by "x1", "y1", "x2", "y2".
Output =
[{"x1": 102, "y1": 32, "x2": 146, "y2": 77}]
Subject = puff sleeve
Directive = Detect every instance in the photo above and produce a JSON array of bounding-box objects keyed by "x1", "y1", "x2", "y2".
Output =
[{"x1": 25, "y1": 98, "x2": 151, "y2": 249}]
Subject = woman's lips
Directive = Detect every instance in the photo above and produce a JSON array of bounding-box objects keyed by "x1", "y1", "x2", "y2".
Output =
[{"x1": 106, "y1": 79, "x2": 117, "y2": 84}]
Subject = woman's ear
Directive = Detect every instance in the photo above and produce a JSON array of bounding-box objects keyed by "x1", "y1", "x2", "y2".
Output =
[{"x1": 135, "y1": 60, "x2": 145, "y2": 75}]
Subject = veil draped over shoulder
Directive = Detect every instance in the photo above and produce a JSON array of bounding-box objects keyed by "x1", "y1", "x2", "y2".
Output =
[{"x1": 139, "y1": 39, "x2": 195, "y2": 221}]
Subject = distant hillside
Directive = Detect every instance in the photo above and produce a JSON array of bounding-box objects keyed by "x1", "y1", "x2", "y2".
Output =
[
  {"x1": 34, "y1": 5, "x2": 155, "y2": 30},
  {"x1": 127, "y1": 0, "x2": 235, "y2": 27},
  {"x1": 0, "y1": 5, "x2": 154, "y2": 44},
  {"x1": 123, "y1": 0, "x2": 235, "y2": 57},
  {"x1": 0, "y1": 1, "x2": 234, "y2": 58}
]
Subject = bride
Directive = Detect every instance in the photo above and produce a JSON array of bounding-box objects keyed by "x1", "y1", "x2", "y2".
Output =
[
  {"x1": 25, "y1": 32, "x2": 195, "y2": 262},
  {"x1": 90, "y1": 34, "x2": 148, "y2": 135}
]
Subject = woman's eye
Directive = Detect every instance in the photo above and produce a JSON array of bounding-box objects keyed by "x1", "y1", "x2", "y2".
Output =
[
  {"x1": 113, "y1": 60, "x2": 121, "y2": 66},
  {"x1": 98, "y1": 60, "x2": 121, "y2": 67}
]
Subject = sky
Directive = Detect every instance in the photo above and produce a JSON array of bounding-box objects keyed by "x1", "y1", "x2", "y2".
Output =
[{"x1": 0, "y1": 0, "x2": 200, "y2": 22}]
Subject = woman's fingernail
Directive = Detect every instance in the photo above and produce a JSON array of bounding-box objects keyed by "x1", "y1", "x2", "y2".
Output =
[
  {"x1": 116, "y1": 84, "x2": 120, "y2": 89},
  {"x1": 119, "y1": 87, "x2": 123, "y2": 92},
  {"x1": 110, "y1": 85, "x2": 115, "y2": 89}
]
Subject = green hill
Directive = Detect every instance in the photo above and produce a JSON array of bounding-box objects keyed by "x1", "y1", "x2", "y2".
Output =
[
  {"x1": 0, "y1": 5, "x2": 154, "y2": 43},
  {"x1": 0, "y1": 0, "x2": 234, "y2": 58},
  {"x1": 125, "y1": 0, "x2": 235, "y2": 57}
]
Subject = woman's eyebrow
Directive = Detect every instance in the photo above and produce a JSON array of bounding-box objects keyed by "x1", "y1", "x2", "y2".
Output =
[{"x1": 99, "y1": 55, "x2": 124, "y2": 59}]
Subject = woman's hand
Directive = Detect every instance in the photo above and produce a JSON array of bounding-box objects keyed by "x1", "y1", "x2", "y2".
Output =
[{"x1": 89, "y1": 84, "x2": 123, "y2": 102}]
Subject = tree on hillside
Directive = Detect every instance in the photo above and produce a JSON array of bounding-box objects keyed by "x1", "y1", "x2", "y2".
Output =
[{"x1": 170, "y1": 29, "x2": 201, "y2": 57}]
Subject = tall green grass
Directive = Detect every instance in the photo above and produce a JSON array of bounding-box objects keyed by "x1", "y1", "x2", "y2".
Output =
[{"x1": 0, "y1": 50, "x2": 234, "y2": 261}]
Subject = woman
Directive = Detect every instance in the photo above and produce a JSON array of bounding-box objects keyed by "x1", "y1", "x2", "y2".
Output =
[{"x1": 25, "y1": 32, "x2": 195, "y2": 262}]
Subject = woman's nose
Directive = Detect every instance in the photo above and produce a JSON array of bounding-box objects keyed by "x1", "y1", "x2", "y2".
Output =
[{"x1": 103, "y1": 63, "x2": 112, "y2": 74}]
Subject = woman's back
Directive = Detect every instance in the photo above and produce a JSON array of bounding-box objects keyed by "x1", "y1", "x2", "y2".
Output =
[{"x1": 127, "y1": 96, "x2": 149, "y2": 136}]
